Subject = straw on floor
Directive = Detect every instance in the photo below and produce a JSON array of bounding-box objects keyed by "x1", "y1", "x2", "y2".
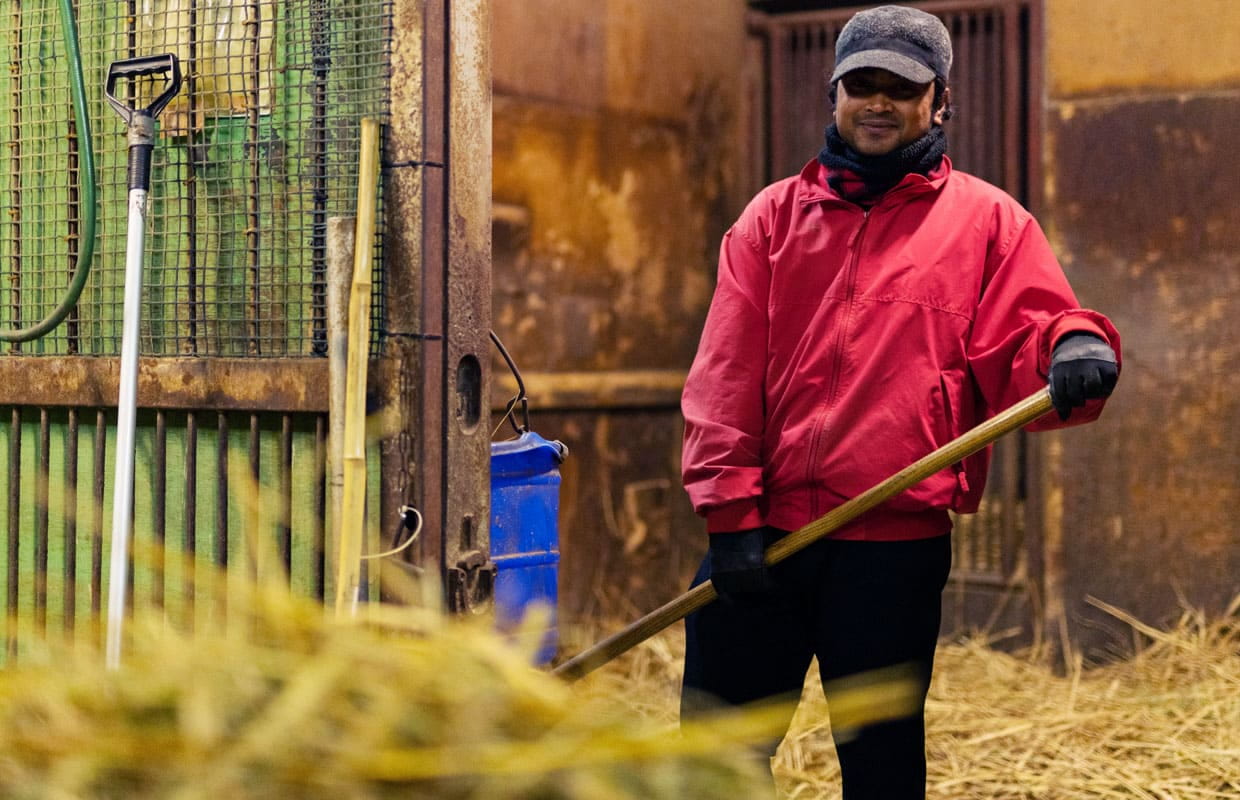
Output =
[{"x1": 571, "y1": 595, "x2": 1240, "y2": 799}]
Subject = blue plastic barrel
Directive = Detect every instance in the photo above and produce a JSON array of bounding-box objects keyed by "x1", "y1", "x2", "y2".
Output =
[{"x1": 490, "y1": 431, "x2": 566, "y2": 663}]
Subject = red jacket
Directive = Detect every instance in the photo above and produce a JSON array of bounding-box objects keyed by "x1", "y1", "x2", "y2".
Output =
[{"x1": 682, "y1": 158, "x2": 1121, "y2": 541}]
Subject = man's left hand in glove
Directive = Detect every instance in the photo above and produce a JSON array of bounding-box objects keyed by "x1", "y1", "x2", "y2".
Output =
[{"x1": 1048, "y1": 332, "x2": 1119, "y2": 420}]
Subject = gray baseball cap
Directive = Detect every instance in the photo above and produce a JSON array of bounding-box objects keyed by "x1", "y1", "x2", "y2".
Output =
[{"x1": 830, "y1": 5, "x2": 953, "y2": 86}]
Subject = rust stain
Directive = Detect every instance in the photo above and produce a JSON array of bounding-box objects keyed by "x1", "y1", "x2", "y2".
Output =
[
  {"x1": 1047, "y1": 0, "x2": 1240, "y2": 98},
  {"x1": 1048, "y1": 91, "x2": 1240, "y2": 647},
  {"x1": 0, "y1": 357, "x2": 331, "y2": 412}
]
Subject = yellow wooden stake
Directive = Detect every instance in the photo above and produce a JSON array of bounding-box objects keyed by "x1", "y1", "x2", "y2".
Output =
[{"x1": 335, "y1": 118, "x2": 381, "y2": 615}]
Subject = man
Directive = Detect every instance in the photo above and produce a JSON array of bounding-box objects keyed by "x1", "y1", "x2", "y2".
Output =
[{"x1": 679, "y1": 5, "x2": 1120, "y2": 799}]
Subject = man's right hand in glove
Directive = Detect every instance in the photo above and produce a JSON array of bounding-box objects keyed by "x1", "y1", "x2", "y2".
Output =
[{"x1": 708, "y1": 527, "x2": 775, "y2": 602}]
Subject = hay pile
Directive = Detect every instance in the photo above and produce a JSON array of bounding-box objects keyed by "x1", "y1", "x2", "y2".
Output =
[
  {"x1": 0, "y1": 584, "x2": 780, "y2": 799},
  {"x1": 4, "y1": 569, "x2": 1235, "y2": 800},
  {"x1": 575, "y1": 598, "x2": 1240, "y2": 799}
]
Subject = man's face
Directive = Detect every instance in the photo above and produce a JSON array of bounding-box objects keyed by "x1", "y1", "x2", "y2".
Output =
[{"x1": 834, "y1": 68, "x2": 938, "y2": 156}]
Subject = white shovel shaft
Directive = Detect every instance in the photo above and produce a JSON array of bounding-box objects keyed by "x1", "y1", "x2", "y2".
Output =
[{"x1": 106, "y1": 188, "x2": 149, "y2": 670}]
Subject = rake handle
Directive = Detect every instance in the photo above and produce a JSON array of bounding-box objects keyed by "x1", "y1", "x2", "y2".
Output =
[{"x1": 553, "y1": 387, "x2": 1055, "y2": 681}]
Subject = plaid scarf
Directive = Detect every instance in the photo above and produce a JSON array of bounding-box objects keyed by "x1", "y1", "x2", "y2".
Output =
[{"x1": 818, "y1": 124, "x2": 947, "y2": 207}]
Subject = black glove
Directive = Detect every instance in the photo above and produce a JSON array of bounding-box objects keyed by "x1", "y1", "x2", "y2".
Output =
[
  {"x1": 1048, "y1": 333, "x2": 1118, "y2": 420},
  {"x1": 708, "y1": 527, "x2": 774, "y2": 603}
]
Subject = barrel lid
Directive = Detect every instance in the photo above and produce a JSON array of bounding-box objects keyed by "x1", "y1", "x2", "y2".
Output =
[{"x1": 490, "y1": 431, "x2": 568, "y2": 472}]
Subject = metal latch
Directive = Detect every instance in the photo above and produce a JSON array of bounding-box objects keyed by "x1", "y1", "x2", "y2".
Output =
[{"x1": 447, "y1": 550, "x2": 496, "y2": 614}]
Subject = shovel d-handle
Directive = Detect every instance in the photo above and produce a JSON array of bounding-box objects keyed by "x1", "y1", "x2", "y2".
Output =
[
  {"x1": 105, "y1": 53, "x2": 183, "y2": 191},
  {"x1": 105, "y1": 54, "x2": 183, "y2": 123},
  {"x1": 552, "y1": 387, "x2": 1056, "y2": 682}
]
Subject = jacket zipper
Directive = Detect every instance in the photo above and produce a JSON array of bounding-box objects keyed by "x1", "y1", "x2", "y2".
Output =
[
  {"x1": 808, "y1": 207, "x2": 871, "y2": 518},
  {"x1": 826, "y1": 209, "x2": 870, "y2": 402}
]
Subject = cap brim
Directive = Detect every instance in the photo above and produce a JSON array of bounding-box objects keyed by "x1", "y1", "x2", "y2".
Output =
[{"x1": 830, "y1": 50, "x2": 936, "y2": 85}]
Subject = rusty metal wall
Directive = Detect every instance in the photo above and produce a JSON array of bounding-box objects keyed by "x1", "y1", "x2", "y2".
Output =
[
  {"x1": 1040, "y1": 0, "x2": 1240, "y2": 660},
  {"x1": 491, "y1": 0, "x2": 750, "y2": 624}
]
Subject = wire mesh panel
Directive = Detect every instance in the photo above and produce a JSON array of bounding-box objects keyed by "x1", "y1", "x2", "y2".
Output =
[{"x1": 0, "y1": 0, "x2": 392, "y2": 356}]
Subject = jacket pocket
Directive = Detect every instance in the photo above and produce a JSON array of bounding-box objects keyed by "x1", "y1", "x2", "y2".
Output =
[
  {"x1": 939, "y1": 370, "x2": 989, "y2": 513},
  {"x1": 938, "y1": 372, "x2": 970, "y2": 507}
]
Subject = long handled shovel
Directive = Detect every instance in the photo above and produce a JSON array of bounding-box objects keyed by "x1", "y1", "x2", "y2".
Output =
[
  {"x1": 103, "y1": 54, "x2": 182, "y2": 669},
  {"x1": 553, "y1": 387, "x2": 1055, "y2": 681}
]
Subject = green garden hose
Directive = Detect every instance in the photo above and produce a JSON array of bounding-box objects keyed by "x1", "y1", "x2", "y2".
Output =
[{"x1": 0, "y1": 0, "x2": 97, "y2": 343}]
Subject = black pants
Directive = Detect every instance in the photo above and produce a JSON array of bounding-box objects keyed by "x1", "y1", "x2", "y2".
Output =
[{"x1": 682, "y1": 532, "x2": 952, "y2": 800}]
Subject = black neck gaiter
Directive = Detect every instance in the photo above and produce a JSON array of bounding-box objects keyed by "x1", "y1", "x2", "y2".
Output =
[{"x1": 817, "y1": 124, "x2": 947, "y2": 207}]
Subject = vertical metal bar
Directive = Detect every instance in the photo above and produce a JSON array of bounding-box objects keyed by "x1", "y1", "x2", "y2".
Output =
[
  {"x1": 812, "y1": 24, "x2": 830, "y2": 158},
  {"x1": 186, "y1": 0, "x2": 202, "y2": 355},
  {"x1": 184, "y1": 411, "x2": 197, "y2": 626},
  {"x1": 1025, "y1": 420, "x2": 1049, "y2": 648},
  {"x1": 7, "y1": 4, "x2": 23, "y2": 349},
  {"x1": 64, "y1": 409, "x2": 79, "y2": 634},
  {"x1": 743, "y1": 22, "x2": 769, "y2": 197},
  {"x1": 444, "y1": 0, "x2": 494, "y2": 600},
  {"x1": 249, "y1": 412, "x2": 260, "y2": 578},
  {"x1": 383, "y1": 0, "x2": 426, "y2": 583},
  {"x1": 309, "y1": 0, "x2": 331, "y2": 355},
  {"x1": 999, "y1": 437, "x2": 1020, "y2": 576},
  {"x1": 1021, "y1": 0, "x2": 1045, "y2": 636},
  {"x1": 791, "y1": 27, "x2": 806, "y2": 167},
  {"x1": 126, "y1": 0, "x2": 137, "y2": 57},
  {"x1": 768, "y1": 26, "x2": 789, "y2": 180},
  {"x1": 67, "y1": 73, "x2": 81, "y2": 353},
  {"x1": 246, "y1": 0, "x2": 263, "y2": 355},
  {"x1": 280, "y1": 414, "x2": 293, "y2": 577},
  {"x1": 1024, "y1": 0, "x2": 1043, "y2": 213},
  {"x1": 217, "y1": 413, "x2": 229, "y2": 569},
  {"x1": 972, "y1": 12, "x2": 987, "y2": 176},
  {"x1": 418, "y1": 0, "x2": 448, "y2": 578},
  {"x1": 35, "y1": 409, "x2": 49, "y2": 634},
  {"x1": 985, "y1": 9, "x2": 1001, "y2": 184},
  {"x1": 154, "y1": 410, "x2": 167, "y2": 607},
  {"x1": 948, "y1": 13, "x2": 968, "y2": 172},
  {"x1": 92, "y1": 410, "x2": 105, "y2": 617},
  {"x1": 1004, "y1": 2, "x2": 1025, "y2": 203},
  {"x1": 801, "y1": 26, "x2": 818, "y2": 163},
  {"x1": 7, "y1": 408, "x2": 21, "y2": 657},
  {"x1": 313, "y1": 414, "x2": 327, "y2": 600}
]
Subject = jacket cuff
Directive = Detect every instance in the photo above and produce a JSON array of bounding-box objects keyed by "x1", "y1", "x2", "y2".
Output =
[
  {"x1": 704, "y1": 498, "x2": 764, "y2": 533},
  {"x1": 1041, "y1": 311, "x2": 1120, "y2": 375}
]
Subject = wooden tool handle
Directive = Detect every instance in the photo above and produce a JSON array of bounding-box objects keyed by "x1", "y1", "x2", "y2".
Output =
[{"x1": 552, "y1": 387, "x2": 1054, "y2": 681}]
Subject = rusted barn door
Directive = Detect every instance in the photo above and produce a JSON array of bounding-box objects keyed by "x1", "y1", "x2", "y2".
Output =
[{"x1": 746, "y1": 0, "x2": 1044, "y2": 640}]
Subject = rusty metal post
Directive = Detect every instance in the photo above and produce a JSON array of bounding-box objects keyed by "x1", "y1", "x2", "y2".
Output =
[
  {"x1": 384, "y1": 0, "x2": 492, "y2": 609},
  {"x1": 441, "y1": 0, "x2": 493, "y2": 612}
]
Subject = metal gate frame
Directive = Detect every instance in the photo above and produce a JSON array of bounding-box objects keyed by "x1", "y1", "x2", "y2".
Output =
[
  {"x1": 745, "y1": 0, "x2": 1046, "y2": 641},
  {"x1": 381, "y1": 0, "x2": 492, "y2": 612},
  {"x1": 0, "y1": 0, "x2": 493, "y2": 651}
]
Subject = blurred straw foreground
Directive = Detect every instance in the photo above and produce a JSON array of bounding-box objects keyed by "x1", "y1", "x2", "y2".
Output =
[
  {"x1": 0, "y1": 567, "x2": 782, "y2": 799},
  {"x1": 574, "y1": 595, "x2": 1240, "y2": 799},
  {"x1": 1, "y1": 547, "x2": 1236, "y2": 799}
]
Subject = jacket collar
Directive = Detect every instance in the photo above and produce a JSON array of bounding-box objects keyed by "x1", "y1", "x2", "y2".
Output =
[{"x1": 796, "y1": 155, "x2": 953, "y2": 208}]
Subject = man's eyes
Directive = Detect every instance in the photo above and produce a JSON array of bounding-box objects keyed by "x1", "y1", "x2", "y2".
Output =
[{"x1": 843, "y1": 79, "x2": 924, "y2": 100}]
